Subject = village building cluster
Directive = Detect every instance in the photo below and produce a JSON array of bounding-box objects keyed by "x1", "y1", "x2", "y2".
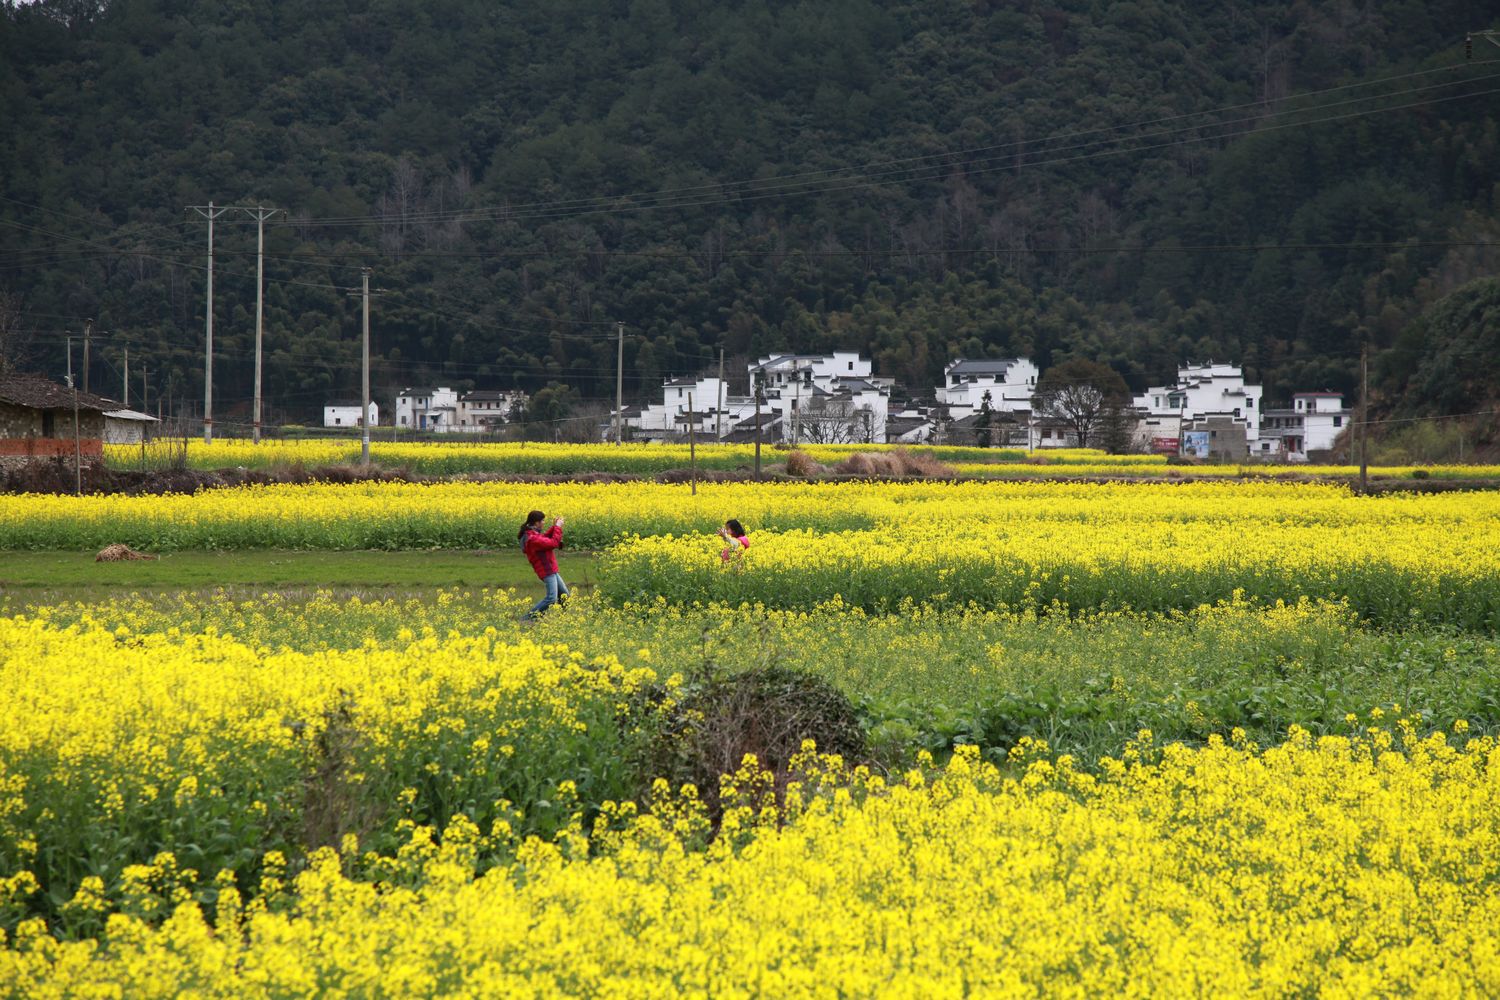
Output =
[
  {"x1": 1, "y1": 352, "x2": 1350, "y2": 461},
  {"x1": 389, "y1": 387, "x2": 529, "y2": 433},
  {"x1": 608, "y1": 354, "x2": 1352, "y2": 460}
]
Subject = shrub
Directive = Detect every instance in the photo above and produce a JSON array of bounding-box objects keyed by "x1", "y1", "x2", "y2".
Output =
[{"x1": 644, "y1": 666, "x2": 866, "y2": 821}]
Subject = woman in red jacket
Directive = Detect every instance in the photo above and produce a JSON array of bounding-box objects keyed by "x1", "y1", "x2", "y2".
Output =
[{"x1": 519, "y1": 510, "x2": 568, "y2": 619}]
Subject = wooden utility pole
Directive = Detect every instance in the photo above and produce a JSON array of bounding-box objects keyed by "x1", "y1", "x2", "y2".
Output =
[
  {"x1": 141, "y1": 364, "x2": 149, "y2": 417},
  {"x1": 242, "y1": 206, "x2": 283, "y2": 443},
  {"x1": 688, "y1": 391, "x2": 697, "y2": 496},
  {"x1": 614, "y1": 320, "x2": 625, "y2": 445},
  {"x1": 1359, "y1": 342, "x2": 1369, "y2": 493},
  {"x1": 122, "y1": 344, "x2": 129, "y2": 407},
  {"x1": 189, "y1": 202, "x2": 230, "y2": 443},
  {"x1": 82, "y1": 318, "x2": 92, "y2": 395},
  {"x1": 753, "y1": 379, "x2": 763, "y2": 478},
  {"x1": 67, "y1": 336, "x2": 81, "y2": 495},
  {"x1": 716, "y1": 348, "x2": 725, "y2": 441},
  {"x1": 361, "y1": 267, "x2": 372, "y2": 465}
]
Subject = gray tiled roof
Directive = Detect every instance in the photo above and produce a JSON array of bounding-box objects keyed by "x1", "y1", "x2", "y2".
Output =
[{"x1": 0, "y1": 373, "x2": 120, "y2": 412}]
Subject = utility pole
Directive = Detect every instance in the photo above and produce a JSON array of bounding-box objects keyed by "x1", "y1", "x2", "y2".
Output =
[
  {"x1": 687, "y1": 391, "x2": 697, "y2": 496},
  {"x1": 1467, "y1": 30, "x2": 1500, "y2": 59},
  {"x1": 122, "y1": 344, "x2": 129, "y2": 407},
  {"x1": 716, "y1": 348, "x2": 725, "y2": 441},
  {"x1": 361, "y1": 267, "x2": 372, "y2": 465},
  {"x1": 793, "y1": 376, "x2": 802, "y2": 444},
  {"x1": 1359, "y1": 342, "x2": 1369, "y2": 493},
  {"x1": 67, "y1": 336, "x2": 81, "y2": 495},
  {"x1": 346, "y1": 270, "x2": 382, "y2": 463},
  {"x1": 82, "y1": 318, "x2": 93, "y2": 395},
  {"x1": 753, "y1": 376, "x2": 763, "y2": 478},
  {"x1": 615, "y1": 320, "x2": 625, "y2": 445},
  {"x1": 242, "y1": 205, "x2": 283, "y2": 443},
  {"x1": 190, "y1": 202, "x2": 230, "y2": 443},
  {"x1": 141, "y1": 363, "x2": 149, "y2": 417}
]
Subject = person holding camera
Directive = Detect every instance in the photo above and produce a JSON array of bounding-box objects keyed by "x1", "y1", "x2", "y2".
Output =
[
  {"x1": 519, "y1": 510, "x2": 568, "y2": 619},
  {"x1": 718, "y1": 518, "x2": 750, "y2": 562}
]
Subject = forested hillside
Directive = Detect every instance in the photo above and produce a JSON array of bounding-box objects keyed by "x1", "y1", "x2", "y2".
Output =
[{"x1": 1, "y1": 0, "x2": 1496, "y2": 427}]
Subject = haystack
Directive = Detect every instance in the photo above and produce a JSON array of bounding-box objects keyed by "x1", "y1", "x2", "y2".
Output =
[{"x1": 95, "y1": 543, "x2": 156, "y2": 562}]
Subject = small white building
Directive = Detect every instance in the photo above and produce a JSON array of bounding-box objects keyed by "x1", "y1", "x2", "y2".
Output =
[
  {"x1": 455, "y1": 390, "x2": 526, "y2": 433},
  {"x1": 936, "y1": 358, "x2": 1039, "y2": 419},
  {"x1": 748, "y1": 352, "x2": 872, "y2": 394},
  {"x1": 395, "y1": 387, "x2": 459, "y2": 432},
  {"x1": 624, "y1": 375, "x2": 733, "y2": 441},
  {"x1": 1129, "y1": 411, "x2": 1184, "y2": 454},
  {"x1": 748, "y1": 353, "x2": 890, "y2": 444},
  {"x1": 103, "y1": 408, "x2": 160, "y2": 444},
  {"x1": 1134, "y1": 363, "x2": 1262, "y2": 453},
  {"x1": 322, "y1": 401, "x2": 379, "y2": 429},
  {"x1": 1258, "y1": 392, "x2": 1350, "y2": 458}
]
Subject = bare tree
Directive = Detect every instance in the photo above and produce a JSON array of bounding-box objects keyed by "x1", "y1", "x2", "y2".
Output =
[
  {"x1": 0, "y1": 289, "x2": 32, "y2": 378},
  {"x1": 378, "y1": 156, "x2": 423, "y2": 258},
  {"x1": 1033, "y1": 359, "x2": 1131, "y2": 450},
  {"x1": 801, "y1": 396, "x2": 872, "y2": 444}
]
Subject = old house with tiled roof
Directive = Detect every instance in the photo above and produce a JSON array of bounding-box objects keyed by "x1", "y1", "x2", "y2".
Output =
[{"x1": 0, "y1": 373, "x2": 121, "y2": 463}]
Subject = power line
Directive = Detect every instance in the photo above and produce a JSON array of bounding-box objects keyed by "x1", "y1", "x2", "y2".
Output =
[
  {"x1": 5, "y1": 74, "x2": 1498, "y2": 277},
  {"x1": 263, "y1": 60, "x2": 1500, "y2": 229}
]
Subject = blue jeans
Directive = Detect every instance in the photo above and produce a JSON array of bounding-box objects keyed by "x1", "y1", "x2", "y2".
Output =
[{"x1": 526, "y1": 572, "x2": 569, "y2": 618}]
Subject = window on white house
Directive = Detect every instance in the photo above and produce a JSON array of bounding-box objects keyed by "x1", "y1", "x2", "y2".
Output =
[
  {"x1": 1333, "y1": 416, "x2": 1342, "y2": 427},
  {"x1": 335, "y1": 418, "x2": 342, "y2": 425},
  {"x1": 1247, "y1": 399, "x2": 1254, "y2": 408}
]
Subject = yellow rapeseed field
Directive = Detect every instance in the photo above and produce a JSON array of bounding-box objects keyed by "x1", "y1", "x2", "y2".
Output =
[
  {"x1": 103, "y1": 438, "x2": 1500, "y2": 478},
  {"x1": 7, "y1": 732, "x2": 1500, "y2": 997},
  {"x1": 5, "y1": 474, "x2": 1500, "y2": 993}
]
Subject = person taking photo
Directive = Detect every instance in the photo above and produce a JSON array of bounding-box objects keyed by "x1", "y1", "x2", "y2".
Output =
[{"x1": 519, "y1": 510, "x2": 568, "y2": 619}]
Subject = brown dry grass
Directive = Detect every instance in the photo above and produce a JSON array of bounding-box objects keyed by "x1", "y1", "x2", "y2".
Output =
[
  {"x1": 95, "y1": 543, "x2": 156, "y2": 562},
  {"x1": 834, "y1": 448, "x2": 956, "y2": 478},
  {"x1": 784, "y1": 450, "x2": 824, "y2": 477}
]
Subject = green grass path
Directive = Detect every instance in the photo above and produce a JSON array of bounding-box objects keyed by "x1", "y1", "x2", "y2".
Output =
[{"x1": 0, "y1": 550, "x2": 597, "y2": 600}]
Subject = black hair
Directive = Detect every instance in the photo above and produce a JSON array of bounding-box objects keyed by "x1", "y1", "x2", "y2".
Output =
[
  {"x1": 724, "y1": 518, "x2": 746, "y2": 538},
  {"x1": 519, "y1": 509, "x2": 545, "y2": 540}
]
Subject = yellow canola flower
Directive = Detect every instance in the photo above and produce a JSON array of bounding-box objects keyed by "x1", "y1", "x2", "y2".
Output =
[
  {"x1": 7, "y1": 735, "x2": 1500, "y2": 997},
  {"x1": 0, "y1": 614, "x2": 656, "y2": 931},
  {"x1": 599, "y1": 484, "x2": 1500, "y2": 627},
  {"x1": 103, "y1": 438, "x2": 1500, "y2": 479},
  {"x1": 107, "y1": 440, "x2": 1164, "y2": 475}
]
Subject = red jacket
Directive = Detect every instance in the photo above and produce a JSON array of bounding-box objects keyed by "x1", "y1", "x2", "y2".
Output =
[{"x1": 522, "y1": 524, "x2": 563, "y2": 578}]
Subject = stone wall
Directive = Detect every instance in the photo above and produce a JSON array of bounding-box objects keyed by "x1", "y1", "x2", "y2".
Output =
[{"x1": 0, "y1": 402, "x2": 105, "y2": 460}]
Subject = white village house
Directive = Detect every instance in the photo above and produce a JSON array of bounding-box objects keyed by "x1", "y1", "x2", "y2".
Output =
[
  {"x1": 1258, "y1": 391, "x2": 1351, "y2": 459},
  {"x1": 455, "y1": 389, "x2": 526, "y2": 433},
  {"x1": 936, "y1": 358, "x2": 1039, "y2": 419},
  {"x1": 620, "y1": 374, "x2": 744, "y2": 442},
  {"x1": 612, "y1": 352, "x2": 891, "y2": 444},
  {"x1": 748, "y1": 352, "x2": 890, "y2": 444},
  {"x1": 322, "y1": 401, "x2": 379, "y2": 429},
  {"x1": 394, "y1": 387, "x2": 458, "y2": 431},
  {"x1": 1134, "y1": 363, "x2": 1262, "y2": 455}
]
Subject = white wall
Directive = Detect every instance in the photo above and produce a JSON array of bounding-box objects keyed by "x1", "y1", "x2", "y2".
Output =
[
  {"x1": 937, "y1": 359, "x2": 1039, "y2": 417},
  {"x1": 395, "y1": 388, "x2": 457, "y2": 430},
  {"x1": 1134, "y1": 364, "x2": 1261, "y2": 445},
  {"x1": 323, "y1": 403, "x2": 379, "y2": 428}
]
